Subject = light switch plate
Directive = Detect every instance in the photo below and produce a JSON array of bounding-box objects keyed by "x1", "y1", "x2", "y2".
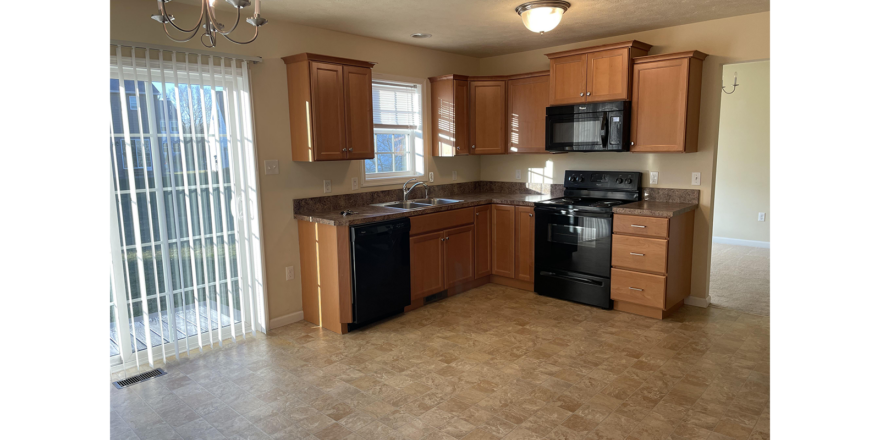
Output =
[
  {"x1": 264, "y1": 160, "x2": 279, "y2": 175},
  {"x1": 515, "y1": 169, "x2": 521, "y2": 180},
  {"x1": 351, "y1": 177, "x2": 358, "y2": 190},
  {"x1": 758, "y1": 212, "x2": 766, "y2": 222},
  {"x1": 323, "y1": 180, "x2": 331, "y2": 193},
  {"x1": 691, "y1": 172, "x2": 701, "y2": 186},
  {"x1": 452, "y1": 171, "x2": 457, "y2": 181},
  {"x1": 429, "y1": 172, "x2": 434, "y2": 183},
  {"x1": 285, "y1": 266, "x2": 295, "y2": 281},
  {"x1": 650, "y1": 172, "x2": 659, "y2": 185}
]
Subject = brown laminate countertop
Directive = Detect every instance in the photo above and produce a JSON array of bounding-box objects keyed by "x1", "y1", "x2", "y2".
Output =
[
  {"x1": 613, "y1": 201, "x2": 698, "y2": 218},
  {"x1": 294, "y1": 192, "x2": 553, "y2": 226}
]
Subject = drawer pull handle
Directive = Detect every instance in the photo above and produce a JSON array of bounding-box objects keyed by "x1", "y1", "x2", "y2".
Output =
[
  {"x1": 631, "y1": 225, "x2": 646, "y2": 228},
  {"x1": 629, "y1": 287, "x2": 643, "y2": 291},
  {"x1": 630, "y1": 252, "x2": 645, "y2": 256}
]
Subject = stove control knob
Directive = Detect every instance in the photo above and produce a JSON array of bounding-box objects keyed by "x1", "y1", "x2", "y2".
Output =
[
  {"x1": 616, "y1": 178, "x2": 624, "y2": 184},
  {"x1": 625, "y1": 178, "x2": 633, "y2": 184},
  {"x1": 576, "y1": 175, "x2": 584, "y2": 183},
  {"x1": 568, "y1": 175, "x2": 575, "y2": 182}
]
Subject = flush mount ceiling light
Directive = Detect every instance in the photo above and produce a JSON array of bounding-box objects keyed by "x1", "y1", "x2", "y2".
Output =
[
  {"x1": 411, "y1": 33, "x2": 433, "y2": 38},
  {"x1": 152, "y1": 0, "x2": 269, "y2": 48},
  {"x1": 515, "y1": 1, "x2": 571, "y2": 34}
]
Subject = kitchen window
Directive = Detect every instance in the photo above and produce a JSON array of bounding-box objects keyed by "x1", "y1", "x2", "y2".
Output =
[{"x1": 363, "y1": 77, "x2": 425, "y2": 185}]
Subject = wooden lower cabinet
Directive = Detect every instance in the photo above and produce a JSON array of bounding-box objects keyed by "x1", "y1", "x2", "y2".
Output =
[
  {"x1": 410, "y1": 231, "x2": 446, "y2": 299},
  {"x1": 514, "y1": 206, "x2": 535, "y2": 282},
  {"x1": 491, "y1": 205, "x2": 516, "y2": 278},
  {"x1": 610, "y1": 210, "x2": 695, "y2": 319},
  {"x1": 445, "y1": 225, "x2": 475, "y2": 286},
  {"x1": 474, "y1": 205, "x2": 492, "y2": 278}
]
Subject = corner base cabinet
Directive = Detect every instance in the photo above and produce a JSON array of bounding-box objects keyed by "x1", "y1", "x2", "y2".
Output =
[
  {"x1": 610, "y1": 211, "x2": 695, "y2": 319},
  {"x1": 284, "y1": 53, "x2": 377, "y2": 162}
]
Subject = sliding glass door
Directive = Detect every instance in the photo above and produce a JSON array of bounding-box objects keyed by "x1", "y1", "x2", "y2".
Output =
[{"x1": 109, "y1": 45, "x2": 265, "y2": 371}]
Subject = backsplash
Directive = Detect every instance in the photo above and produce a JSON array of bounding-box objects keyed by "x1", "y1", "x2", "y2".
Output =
[
  {"x1": 293, "y1": 181, "x2": 563, "y2": 214},
  {"x1": 642, "y1": 188, "x2": 700, "y2": 204}
]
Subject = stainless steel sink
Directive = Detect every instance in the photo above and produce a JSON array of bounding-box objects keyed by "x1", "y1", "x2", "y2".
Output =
[
  {"x1": 371, "y1": 201, "x2": 432, "y2": 210},
  {"x1": 409, "y1": 198, "x2": 463, "y2": 206}
]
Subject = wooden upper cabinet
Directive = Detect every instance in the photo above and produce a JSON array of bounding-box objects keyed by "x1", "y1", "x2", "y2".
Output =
[
  {"x1": 492, "y1": 204, "x2": 516, "y2": 278},
  {"x1": 514, "y1": 206, "x2": 535, "y2": 283},
  {"x1": 546, "y1": 40, "x2": 652, "y2": 105},
  {"x1": 283, "y1": 53, "x2": 377, "y2": 162},
  {"x1": 474, "y1": 205, "x2": 492, "y2": 279},
  {"x1": 507, "y1": 72, "x2": 550, "y2": 154},
  {"x1": 445, "y1": 225, "x2": 475, "y2": 286},
  {"x1": 343, "y1": 65, "x2": 375, "y2": 159},
  {"x1": 410, "y1": 231, "x2": 445, "y2": 300},
  {"x1": 469, "y1": 79, "x2": 507, "y2": 155},
  {"x1": 428, "y1": 75, "x2": 470, "y2": 157},
  {"x1": 630, "y1": 51, "x2": 707, "y2": 153},
  {"x1": 549, "y1": 54, "x2": 587, "y2": 105}
]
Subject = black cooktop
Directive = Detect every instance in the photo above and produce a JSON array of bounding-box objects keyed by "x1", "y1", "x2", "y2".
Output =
[
  {"x1": 536, "y1": 197, "x2": 628, "y2": 212},
  {"x1": 535, "y1": 170, "x2": 643, "y2": 213}
]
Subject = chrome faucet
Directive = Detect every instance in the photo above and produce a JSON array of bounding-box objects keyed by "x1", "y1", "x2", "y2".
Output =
[{"x1": 402, "y1": 178, "x2": 429, "y2": 201}]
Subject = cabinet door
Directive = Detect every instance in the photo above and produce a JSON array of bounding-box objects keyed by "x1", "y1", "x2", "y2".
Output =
[
  {"x1": 410, "y1": 232, "x2": 446, "y2": 299},
  {"x1": 474, "y1": 205, "x2": 492, "y2": 279},
  {"x1": 454, "y1": 80, "x2": 470, "y2": 155},
  {"x1": 514, "y1": 206, "x2": 535, "y2": 282},
  {"x1": 586, "y1": 48, "x2": 630, "y2": 102},
  {"x1": 491, "y1": 205, "x2": 516, "y2": 278},
  {"x1": 630, "y1": 58, "x2": 689, "y2": 152},
  {"x1": 508, "y1": 75, "x2": 550, "y2": 154},
  {"x1": 469, "y1": 80, "x2": 507, "y2": 155},
  {"x1": 310, "y1": 62, "x2": 348, "y2": 161},
  {"x1": 549, "y1": 54, "x2": 587, "y2": 106},
  {"x1": 445, "y1": 225, "x2": 475, "y2": 287},
  {"x1": 343, "y1": 65, "x2": 375, "y2": 160}
]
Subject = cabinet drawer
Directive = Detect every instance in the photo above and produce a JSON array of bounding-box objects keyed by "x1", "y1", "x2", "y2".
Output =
[
  {"x1": 410, "y1": 207, "x2": 475, "y2": 236},
  {"x1": 612, "y1": 235, "x2": 668, "y2": 273},
  {"x1": 613, "y1": 215, "x2": 669, "y2": 238},
  {"x1": 611, "y1": 268, "x2": 666, "y2": 309}
]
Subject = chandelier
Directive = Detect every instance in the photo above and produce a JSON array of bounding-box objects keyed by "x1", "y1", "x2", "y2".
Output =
[{"x1": 152, "y1": 0, "x2": 268, "y2": 48}]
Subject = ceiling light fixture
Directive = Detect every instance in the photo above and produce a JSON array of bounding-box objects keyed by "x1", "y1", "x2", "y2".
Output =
[
  {"x1": 411, "y1": 33, "x2": 432, "y2": 38},
  {"x1": 515, "y1": 1, "x2": 571, "y2": 34},
  {"x1": 152, "y1": 0, "x2": 268, "y2": 48}
]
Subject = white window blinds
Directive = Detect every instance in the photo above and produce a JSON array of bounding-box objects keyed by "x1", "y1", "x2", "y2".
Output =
[
  {"x1": 372, "y1": 81, "x2": 421, "y2": 129},
  {"x1": 109, "y1": 43, "x2": 266, "y2": 372}
]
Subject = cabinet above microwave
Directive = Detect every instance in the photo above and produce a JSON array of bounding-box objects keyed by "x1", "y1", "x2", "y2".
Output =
[{"x1": 545, "y1": 40, "x2": 652, "y2": 106}]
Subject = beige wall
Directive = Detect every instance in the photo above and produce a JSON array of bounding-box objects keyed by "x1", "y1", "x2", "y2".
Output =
[
  {"x1": 477, "y1": 12, "x2": 770, "y2": 299},
  {"x1": 110, "y1": 0, "x2": 482, "y2": 325},
  {"x1": 713, "y1": 61, "x2": 770, "y2": 244}
]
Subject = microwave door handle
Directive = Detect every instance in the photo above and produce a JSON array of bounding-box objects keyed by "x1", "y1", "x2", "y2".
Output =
[{"x1": 600, "y1": 112, "x2": 608, "y2": 148}]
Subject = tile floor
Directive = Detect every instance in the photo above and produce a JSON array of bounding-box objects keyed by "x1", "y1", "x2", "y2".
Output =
[
  {"x1": 110, "y1": 283, "x2": 770, "y2": 440},
  {"x1": 709, "y1": 244, "x2": 770, "y2": 316}
]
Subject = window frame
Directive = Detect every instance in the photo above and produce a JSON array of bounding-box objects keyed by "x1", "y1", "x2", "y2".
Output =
[{"x1": 361, "y1": 74, "x2": 428, "y2": 187}]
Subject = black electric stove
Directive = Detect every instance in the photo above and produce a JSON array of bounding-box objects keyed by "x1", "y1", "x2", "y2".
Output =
[{"x1": 534, "y1": 171, "x2": 642, "y2": 309}]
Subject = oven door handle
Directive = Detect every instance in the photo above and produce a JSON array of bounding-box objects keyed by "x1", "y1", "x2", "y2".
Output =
[{"x1": 539, "y1": 271, "x2": 605, "y2": 287}]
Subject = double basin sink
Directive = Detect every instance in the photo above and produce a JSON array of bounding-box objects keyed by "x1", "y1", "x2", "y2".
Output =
[{"x1": 371, "y1": 198, "x2": 462, "y2": 210}]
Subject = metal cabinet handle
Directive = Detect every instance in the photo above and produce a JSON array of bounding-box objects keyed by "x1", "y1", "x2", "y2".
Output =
[
  {"x1": 471, "y1": 145, "x2": 476, "y2": 149},
  {"x1": 631, "y1": 141, "x2": 634, "y2": 146},
  {"x1": 586, "y1": 92, "x2": 591, "y2": 96},
  {"x1": 631, "y1": 225, "x2": 646, "y2": 228},
  {"x1": 348, "y1": 148, "x2": 353, "y2": 152},
  {"x1": 456, "y1": 146, "x2": 460, "y2": 150},
  {"x1": 630, "y1": 252, "x2": 645, "y2": 256},
  {"x1": 580, "y1": 93, "x2": 584, "y2": 97},
  {"x1": 529, "y1": 213, "x2": 533, "y2": 217},
  {"x1": 629, "y1": 287, "x2": 643, "y2": 291}
]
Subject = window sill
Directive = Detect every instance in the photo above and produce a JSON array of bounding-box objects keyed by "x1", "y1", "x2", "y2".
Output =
[{"x1": 362, "y1": 173, "x2": 425, "y2": 188}]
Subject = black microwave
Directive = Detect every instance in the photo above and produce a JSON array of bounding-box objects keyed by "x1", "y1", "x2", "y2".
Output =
[{"x1": 545, "y1": 101, "x2": 630, "y2": 152}]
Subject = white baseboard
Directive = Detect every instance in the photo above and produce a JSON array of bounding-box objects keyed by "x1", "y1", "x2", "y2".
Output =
[
  {"x1": 268, "y1": 311, "x2": 304, "y2": 330},
  {"x1": 712, "y1": 236, "x2": 770, "y2": 249},
  {"x1": 684, "y1": 295, "x2": 711, "y2": 308}
]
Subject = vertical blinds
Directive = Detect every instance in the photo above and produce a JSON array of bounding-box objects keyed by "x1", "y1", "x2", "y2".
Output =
[
  {"x1": 372, "y1": 81, "x2": 421, "y2": 129},
  {"x1": 109, "y1": 44, "x2": 266, "y2": 371}
]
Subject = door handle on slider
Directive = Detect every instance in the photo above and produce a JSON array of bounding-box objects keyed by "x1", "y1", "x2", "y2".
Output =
[
  {"x1": 629, "y1": 287, "x2": 643, "y2": 291},
  {"x1": 630, "y1": 252, "x2": 645, "y2": 256}
]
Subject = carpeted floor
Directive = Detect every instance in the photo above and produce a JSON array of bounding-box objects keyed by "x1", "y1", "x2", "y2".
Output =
[{"x1": 709, "y1": 243, "x2": 770, "y2": 316}]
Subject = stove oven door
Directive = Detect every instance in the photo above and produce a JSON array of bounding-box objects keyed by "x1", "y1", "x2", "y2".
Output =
[{"x1": 534, "y1": 207, "x2": 613, "y2": 278}]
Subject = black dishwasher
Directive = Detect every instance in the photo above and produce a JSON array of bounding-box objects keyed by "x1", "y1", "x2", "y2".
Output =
[{"x1": 349, "y1": 218, "x2": 411, "y2": 330}]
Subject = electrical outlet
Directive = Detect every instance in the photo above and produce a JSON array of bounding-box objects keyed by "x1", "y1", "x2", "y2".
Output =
[
  {"x1": 351, "y1": 177, "x2": 358, "y2": 190},
  {"x1": 650, "y1": 172, "x2": 658, "y2": 185},
  {"x1": 429, "y1": 172, "x2": 434, "y2": 183},
  {"x1": 758, "y1": 212, "x2": 766, "y2": 222},
  {"x1": 515, "y1": 169, "x2": 522, "y2": 180},
  {"x1": 323, "y1": 180, "x2": 331, "y2": 193},
  {"x1": 285, "y1": 266, "x2": 295, "y2": 281},
  {"x1": 691, "y1": 172, "x2": 701, "y2": 186},
  {"x1": 452, "y1": 171, "x2": 457, "y2": 181},
  {"x1": 264, "y1": 160, "x2": 279, "y2": 175}
]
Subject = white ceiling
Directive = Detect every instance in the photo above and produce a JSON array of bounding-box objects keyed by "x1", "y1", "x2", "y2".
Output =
[{"x1": 170, "y1": 0, "x2": 770, "y2": 58}]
